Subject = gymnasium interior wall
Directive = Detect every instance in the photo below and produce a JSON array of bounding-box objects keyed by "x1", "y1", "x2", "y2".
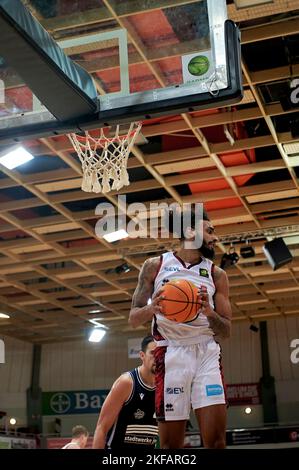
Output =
[
  {"x1": 0, "y1": 336, "x2": 33, "y2": 429},
  {"x1": 267, "y1": 317, "x2": 299, "y2": 424},
  {"x1": 221, "y1": 322, "x2": 263, "y2": 429},
  {"x1": 1, "y1": 316, "x2": 299, "y2": 435}
]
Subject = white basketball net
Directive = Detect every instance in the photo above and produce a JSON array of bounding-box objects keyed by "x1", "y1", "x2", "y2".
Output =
[{"x1": 68, "y1": 122, "x2": 142, "y2": 193}]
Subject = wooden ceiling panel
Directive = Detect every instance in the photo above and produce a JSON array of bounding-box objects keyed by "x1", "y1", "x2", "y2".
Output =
[{"x1": 0, "y1": 0, "x2": 299, "y2": 342}]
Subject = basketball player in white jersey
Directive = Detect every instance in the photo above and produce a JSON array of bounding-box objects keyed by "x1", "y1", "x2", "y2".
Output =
[
  {"x1": 129, "y1": 208, "x2": 232, "y2": 449},
  {"x1": 62, "y1": 425, "x2": 89, "y2": 449}
]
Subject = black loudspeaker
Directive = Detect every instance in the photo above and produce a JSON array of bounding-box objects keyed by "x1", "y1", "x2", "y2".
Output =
[
  {"x1": 262, "y1": 238, "x2": 293, "y2": 271},
  {"x1": 240, "y1": 244, "x2": 255, "y2": 258}
]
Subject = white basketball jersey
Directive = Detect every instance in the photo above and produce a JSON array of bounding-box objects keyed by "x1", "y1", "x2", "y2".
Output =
[
  {"x1": 62, "y1": 442, "x2": 80, "y2": 449},
  {"x1": 152, "y1": 252, "x2": 215, "y2": 345}
]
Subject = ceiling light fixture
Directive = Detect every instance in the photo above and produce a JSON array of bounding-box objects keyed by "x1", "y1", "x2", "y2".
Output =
[
  {"x1": 0, "y1": 146, "x2": 34, "y2": 169},
  {"x1": 283, "y1": 142, "x2": 299, "y2": 155},
  {"x1": 88, "y1": 319, "x2": 109, "y2": 343},
  {"x1": 88, "y1": 328, "x2": 106, "y2": 343},
  {"x1": 0, "y1": 313, "x2": 10, "y2": 319},
  {"x1": 240, "y1": 241, "x2": 255, "y2": 259},
  {"x1": 115, "y1": 263, "x2": 130, "y2": 274},
  {"x1": 103, "y1": 229, "x2": 129, "y2": 243},
  {"x1": 220, "y1": 247, "x2": 239, "y2": 270}
]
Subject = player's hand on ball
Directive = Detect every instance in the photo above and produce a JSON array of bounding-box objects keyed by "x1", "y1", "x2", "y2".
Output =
[
  {"x1": 150, "y1": 289, "x2": 164, "y2": 316},
  {"x1": 198, "y1": 286, "x2": 213, "y2": 316}
]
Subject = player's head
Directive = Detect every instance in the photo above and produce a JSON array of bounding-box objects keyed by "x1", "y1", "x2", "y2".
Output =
[
  {"x1": 199, "y1": 215, "x2": 218, "y2": 260},
  {"x1": 168, "y1": 206, "x2": 218, "y2": 259},
  {"x1": 140, "y1": 335, "x2": 156, "y2": 375},
  {"x1": 72, "y1": 425, "x2": 89, "y2": 448}
]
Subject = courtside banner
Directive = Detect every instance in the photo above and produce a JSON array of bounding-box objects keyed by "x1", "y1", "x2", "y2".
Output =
[
  {"x1": 226, "y1": 383, "x2": 261, "y2": 405},
  {"x1": 42, "y1": 384, "x2": 261, "y2": 415},
  {"x1": 42, "y1": 390, "x2": 109, "y2": 415},
  {"x1": 0, "y1": 449, "x2": 298, "y2": 469}
]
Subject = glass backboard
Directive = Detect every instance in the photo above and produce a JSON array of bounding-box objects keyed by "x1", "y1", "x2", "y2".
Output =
[{"x1": 0, "y1": 0, "x2": 242, "y2": 142}]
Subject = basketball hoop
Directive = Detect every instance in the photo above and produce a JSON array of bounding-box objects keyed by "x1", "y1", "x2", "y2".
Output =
[{"x1": 68, "y1": 122, "x2": 142, "y2": 193}]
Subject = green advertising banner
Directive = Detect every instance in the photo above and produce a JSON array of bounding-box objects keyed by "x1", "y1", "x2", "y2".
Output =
[{"x1": 42, "y1": 390, "x2": 109, "y2": 415}]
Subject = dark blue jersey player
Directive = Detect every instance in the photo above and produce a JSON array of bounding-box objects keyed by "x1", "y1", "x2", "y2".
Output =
[{"x1": 93, "y1": 335, "x2": 158, "y2": 449}]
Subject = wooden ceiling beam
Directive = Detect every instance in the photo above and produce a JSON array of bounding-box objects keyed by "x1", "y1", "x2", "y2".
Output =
[
  {"x1": 239, "y1": 180, "x2": 294, "y2": 196},
  {"x1": 246, "y1": 189, "x2": 299, "y2": 203},
  {"x1": 165, "y1": 169, "x2": 221, "y2": 186},
  {"x1": 250, "y1": 63, "x2": 299, "y2": 86},
  {"x1": 226, "y1": 159, "x2": 285, "y2": 177},
  {"x1": 144, "y1": 146, "x2": 205, "y2": 165},
  {"x1": 211, "y1": 135, "x2": 275, "y2": 154},
  {"x1": 241, "y1": 16, "x2": 299, "y2": 44},
  {"x1": 22, "y1": 168, "x2": 77, "y2": 184},
  {"x1": 228, "y1": 0, "x2": 298, "y2": 23},
  {"x1": 250, "y1": 197, "x2": 299, "y2": 214}
]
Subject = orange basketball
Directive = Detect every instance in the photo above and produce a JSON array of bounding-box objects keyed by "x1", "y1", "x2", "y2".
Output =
[{"x1": 159, "y1": 279, "x2": 200, "y2": 323}]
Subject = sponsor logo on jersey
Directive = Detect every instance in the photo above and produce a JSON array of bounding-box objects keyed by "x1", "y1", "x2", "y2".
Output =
[
  {"x1": 164, "y1": 266, "x2": 180, "y2": 272},
  {"x1": 165, "y1": 403, "x2": 174, "y2": 412},
  {"x1": 124, "y1": 435, "x2": 157, "y2": 445},
  {"x1": 199, "y1": 268, "x2": 209, "y2": 278},
  {"x1": 139, "y1": 393, "x2": 144, "y2": 400},
  {"x1": 166, "y1": 387, "x2": 184, "y2": 394},
  {"x1": 134, "y1": 408, "x2": 145, "y2": 419},
  {"x1": 206, "y1": 384, "x2": 224, "y2": 396}
]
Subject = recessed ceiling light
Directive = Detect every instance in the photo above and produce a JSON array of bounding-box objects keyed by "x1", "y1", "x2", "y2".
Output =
[
  {"x1": 234, "y1": 0, "x2": 273, "y2": 8},
  {"x1": 88, "y1": 328, "x2": 106, "y2": 343},
  {"x1": 0, "y1": 313, "x2": 10, "y2": 319},
  {"x1": 0, "y1": 147, "x2": 34, "y2": 169},
  {"x1": 103, "y1": 229, "x2": 129, "y2": 243},
  {"x1": 283, "y1": 142, "x2": 299, "y2": 155}
]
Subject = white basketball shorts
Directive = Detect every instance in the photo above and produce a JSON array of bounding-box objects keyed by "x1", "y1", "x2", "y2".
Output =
[{"x1": 154, "y1": 336, "x2": 226, "y2": 421}]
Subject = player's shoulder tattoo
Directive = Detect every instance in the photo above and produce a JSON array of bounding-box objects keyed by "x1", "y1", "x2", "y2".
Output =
[
  {"x1": 141, "y1": 256, "x2": 161, "y2": 279},
  {"x1": 131, "y1": 256, "x2": 161, "y2": 308},
  {"x1": 213, "y1": 265, "x2": 227, "y2": 283}
]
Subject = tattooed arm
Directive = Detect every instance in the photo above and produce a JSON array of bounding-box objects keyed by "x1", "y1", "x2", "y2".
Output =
[
  {"x1": 198, "y1": 266, "x2": 232, "y2": 339},
  {"x1": 129, "y1": 257, "x2": 163, "y2": 328}
]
